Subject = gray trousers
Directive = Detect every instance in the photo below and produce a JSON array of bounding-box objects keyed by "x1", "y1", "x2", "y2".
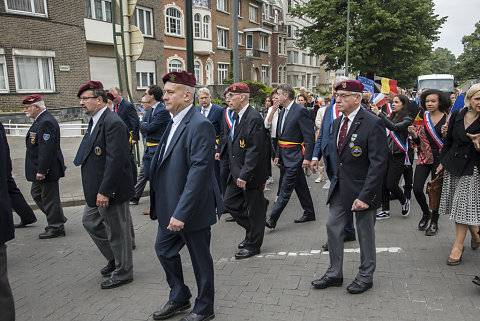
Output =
[
  {"x1": 0, "y1": 244, "x2": 15, "y2": 321},
  {"x1": 133, "y1": 162, "x2": 147, "y2": 201},
  {"x1": 31, "y1": 180, "x2": 66, "y2": 229},
  {"x1": 325, "y1": 191, "x2": 376, "y2": 283},
  {"x1": 82, "y1": 201, "x2": 133, "y2": 281}
]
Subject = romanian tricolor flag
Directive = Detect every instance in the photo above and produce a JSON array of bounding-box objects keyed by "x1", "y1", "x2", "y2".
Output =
[
  {"x1": 374, "y1": 76, "x2": 398, "y2": 95},
  {"x1": 413, "y1": 109, "x2": 425, "y2": 126}
]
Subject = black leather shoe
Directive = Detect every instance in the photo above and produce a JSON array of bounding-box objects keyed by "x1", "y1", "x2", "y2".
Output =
[
  {"x1": 39, "y1": 228, "x2": 65, "y2": 239},
  {"x1": 346, "y1": 280, "x2": 373, "y2": 294},
  {"x1": 225, "y1": 216, "x2": 235, "y2": 222},
  {"x1": 344, "y1": 234, "x2": 356, "y2": 242},
  {"x1": 425, "y1": 221, "x2": 438, "y2": 236},
  {"x1": 238, "y1": 239, "x2": 247, "y2": 249},
  {"x1": 473, "y1": 276, "x2": 480, "y2": 287},
  {"x1": 179, "y1": 312, "x2": 215, "y2": 321},
  {"x1": 101, "y1": 260, "x2": 116, "y2": 276},
  {"x1": 418, "y1": 213, "x2": 430, "y2": 231},
  {"x1": 265, "y1": 218, "x2": 277, "y2": 229},
  {"x1": 153, "y1": 301, "x2": 191, "y2": 320},
  {"x1": 100, "y1": 278, "x2": 133, "y2": 289},
  {"x1": 15, "y1": 218, "x2": 37, "y2": 228},
  {"x1": 321, "y1": 242, "x2": 328, "y2": 251},
  {"x1": 294, "y1": 215, "x2": 316, "y2": 223},
  {"x1": 311, "y1": 275, "x2": 343, "y2": 289},
  {"x1": 235, "y1": 248, "x2": 260, "y2": 259},
  {"x1": 130, "y1": 198, "x2": 139, "y2": 205}
]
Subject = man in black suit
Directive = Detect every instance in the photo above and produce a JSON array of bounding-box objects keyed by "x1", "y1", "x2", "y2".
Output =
[
  {"x1": 0, "y1": 121, "x2": 15, "y2": 321},
  {"x1": 75, "y1": 81, "x2": 135, "y2": 290},
  {"x1": 266, "y1": 84, "x2": 316, "y2": 229},
  {"x1": 110, "y1": 87, "x2": 140, "y2": 145},
  {"x1": 23, "y1": 95, "x2": 67, "y2": 239},
  {"x1": 311, "y1": 80, "x2": 387, "y2": 294},
  {"x1": 150, "y1": 71, "x2": 222, "y2": 321},
  {"x1": 223, "y1": 83, "x2": 269, "y2": 259},
  {"x1": 9, "y1": 174, "x2": 37, "y2": 228}
]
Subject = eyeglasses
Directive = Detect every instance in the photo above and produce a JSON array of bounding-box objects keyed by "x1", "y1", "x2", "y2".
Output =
[
  {"x1": 334, "y1": 93, "x2": 357, "y2": 100},
  {"x1": 79, "y1": 96, "x2": 97, "y2": 101},
  {"x1": 227, "y1": 93, "x2": 242, "y2": 98}
]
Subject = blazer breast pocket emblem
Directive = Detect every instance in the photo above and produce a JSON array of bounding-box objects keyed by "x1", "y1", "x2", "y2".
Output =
[
  {"x1": 351, "y1": 146, "x2": 362, "y2": 157},
  {"x1": 95, "y1": 146, "x2": 102, "y2": 156},
  {"x1": 239, "y1": 139, "x2": 246, "y2": 149}
]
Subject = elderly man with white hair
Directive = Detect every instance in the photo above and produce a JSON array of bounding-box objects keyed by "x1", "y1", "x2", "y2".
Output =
[{"x1": 22, "y1": 94, "x2": 67, "y2": 239}]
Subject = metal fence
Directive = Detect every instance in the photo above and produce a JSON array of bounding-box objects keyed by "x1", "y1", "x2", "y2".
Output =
[{"x1": 3, "y1": 121, "x2": 88, "y2": 137}]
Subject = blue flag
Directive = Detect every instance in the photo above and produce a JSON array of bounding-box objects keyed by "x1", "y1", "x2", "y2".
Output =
[
  {"x1": 450, "y1": 94, "x2": 465, "y2": 114},
  {"x1": 358, "y1": 76, "x2": 374, "y2": 92}
]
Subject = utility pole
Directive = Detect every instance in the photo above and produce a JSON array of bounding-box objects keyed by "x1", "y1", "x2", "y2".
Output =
[
  {"x1": 232, "y1": 0, "x2": 239, "y2": 82},
  {"x1": 345, "y1": 0, "x2": 350, "y2": 77},
  {"x1": 185, "y1": 0, "x2": 194, "y2": 73}
]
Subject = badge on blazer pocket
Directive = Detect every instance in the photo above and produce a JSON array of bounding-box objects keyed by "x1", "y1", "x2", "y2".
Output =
[
  {"x1": 95, "y1": 146, "x2": 102, "y2": 156},
  {"x1": 239, "y1": 139, "x2": 246, "y2": 149},
  {"x1": 351, "y1": 146, "x2": 362, "y2": 157}
]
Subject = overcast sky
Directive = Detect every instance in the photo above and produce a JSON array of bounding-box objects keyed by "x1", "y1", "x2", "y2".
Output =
[{"x1": 432, "y1": 0, "x2": 478, "y2": 57}]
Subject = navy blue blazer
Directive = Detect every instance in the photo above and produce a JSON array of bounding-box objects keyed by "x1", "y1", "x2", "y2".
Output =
[
  {"x1": 196, "y1": 104, "x2": 224, "y2": 137},
  {"x1": 140, "y1": 102, "x2": 170, "y2": 143},
  {"x1": 149, "y1": 106, "x2": 224, "y2": 232},
  {"x1": 0, "y1": 121, "x2": 14, "y2": 245},
  {"x1": 116, "y1": 98, "x2": 140, "y2": 141},
  {"x1": 79, "y1": 108, "x2": 135, "y2": 207},
  {"x1": 275, "y1": 102, "x2": 315, "y2": 166},
  {"x1": 312, "y1": 104, "x2": 337, "y2": 181},
  {"x1": 327, "y1": 107, "x2": 388, "y2": 211}
]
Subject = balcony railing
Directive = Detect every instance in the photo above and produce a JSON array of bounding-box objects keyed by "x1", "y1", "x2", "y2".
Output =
[
  {"x1": 244, "y1": 48, "x2": 262, "y2": 58},
  {"x1": 193, "y1": 0, "x2": 211, "y2": 8}
]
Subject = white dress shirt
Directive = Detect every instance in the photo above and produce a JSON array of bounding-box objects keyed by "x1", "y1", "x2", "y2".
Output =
[
  {"x1": 336, "y1": 105, "x2": 361, "y2": 146},
  {"x1": 201, "y1": 103, "x2": 212, "y2": 117},
  {"x1": 91, "y1": 106, "x2": 108, "y2": 133},
  {"x1": 164, "y1": 105, "x2": 192, "y2": 154}
]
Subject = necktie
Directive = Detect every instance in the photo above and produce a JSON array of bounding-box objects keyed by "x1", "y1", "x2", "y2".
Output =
[
  {"x1": 114, "y1": 104, "x2": 118, "y2": 114},
  {"x1": 280, "y1": 108, "x2": 289, "y2": 134},
  {"x1": 73, "y1": 118, "x2": 93, "y2": 166},
  {"x1": 202, "y1": 108, "x2": 207, "y2": 116},
  {"x1": 337, "y1": 116, "x2": 349, "y2": 153},
  {"x1": 231, "y1": 112, "x2": 239, "y2": 140}
]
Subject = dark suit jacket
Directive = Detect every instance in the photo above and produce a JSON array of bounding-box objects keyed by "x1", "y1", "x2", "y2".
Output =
[
  {"x1": 196, "y1": 104, "x2": 224, "y2": 137},
  {"x1": 312, "y1": 104, "x2": 337, "y2": 181},
  {"x1": 226, "y1": 105, "x2": 269, "y2": 189},
  {"x1": 25, "y1": 110, "x2": 66, "y2": 182},
  {"x1": 140, "y1": 102, "x2": 170, "y2": 142},
  {"x1": 275, "y1": 102, "x2": 315, "y2": 166},
  {"x1": 0, "y1": 121, "x2": 14, "y2": 245},
  {"x1": 327, "y1": 107, "x2": 388, "y2": 211},
  {"x1": 79, "y1": 108, "x2": 135, "y2": 207},
  {"x1": 149, "y1": 106, "x2": 223, "y2": 232},
  {"x1": 440, "y1": 108, "x2": 480, "y2": 176},
  {"x1": 116, "y1": 98, "x2": 140, "y2": 141}
]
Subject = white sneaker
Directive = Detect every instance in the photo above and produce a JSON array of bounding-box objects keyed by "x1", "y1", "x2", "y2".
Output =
[
  {"x1": 315, "y1": 177, "x2": 322, "y2": 183},
  {"x1": 266, "y1": 176, "x2": 274, "y2": 185},
  {"x1": 322, "y1": 181, "x2": 331, "y2": 189},
  {"x1": 401, "y1": 199, "x2": 410, "y2": 217},
  {"x1": 376, "y1": 210, "x2": 390, "y2": 220}
]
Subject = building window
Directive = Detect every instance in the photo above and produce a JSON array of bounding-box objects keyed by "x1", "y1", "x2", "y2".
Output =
[
  {"x1": 246, "y1": 34, "x2": 253, "y2": 49},
  {"x1": 194, "y1": 60, "x2": 204, "y2": 85},
  {"x1": 13, "y1": 54, "x2": 55, "y2": 92},
  {"x1": 217, "y1": 28, "x2": 228, "y2": 48},
  {"x1": 278, "y1": 37, "x2": 282, "y2": 55},
  {"x1": 0, "y1": 54, "x2": 8, "y2": 92},
  {"x1": 84, "y1": 0, "x2": 111, "y2": 22},
  {"x1": 238, "y1": 1, "x2": 241, "y2": 17},
  {"x1": 238, "y1": 32, "x2": 243, "y2": 45},
  {"x1": 278, "y1": 66, "x2": 282, "y2": 84},
  {"x1": 166, "y1": 7, "x2": 182, "y2": 36},
  {"x1": 292, "y1": 75, "x2": 298, "y2": 87},
  {"x1": 136, "y1": 60, "x2": 155, "y2": 89},
  {"x1": 217, "y1": 0, "x2": 227, "y2": 12},
  {"x1": 168, "y1": 59, "x2": 183, "y2": 72},
  {"x1": 261, "y1": 66, "x2": 269, "y2": 84},
  {"x1": 194, "y1": 13, "x2": 201, "y2": 38},
  {"x1": 202, "y1": 16, "x2": 210, "y2": 39},
  {"x1": 249, "y1": 5, "x2": 258, "y2": 23},
  {"x1": 301, "y1": 53, "x2": 305, "y2": 65},
  {"x1": 218, "y1": 63, "x2": 229, "y2": 84},
  {"x1": 312, "y1": 76, "x2": 317, "y2": 87},
  {"x1": 301, "y1": 75, "x2": 306, "y2": 87},
  {"x1": 132, "y1": 6, "x2": 153, "y2": 37},
  {"x1": 193, "y1": 0, "x2": 211, "y2": 9},
  {"x1": 260, "y1": 35, "x2": 268, "y2": 51},
  {"x1": 6, "y1": 0, "x2": 47, "y2": 16},
  {"x1": 287, "y1": 51, "x2": 291, "y2": 63},
  {"x1": 287, "y1": 75, "x2": 291, "y2": 85},
  {"x1": 293, "y1": 51, "x2": 298, "y2": 64},
  {"x1": 205, "y1": 61, "x2": 213, "y2": 85}
]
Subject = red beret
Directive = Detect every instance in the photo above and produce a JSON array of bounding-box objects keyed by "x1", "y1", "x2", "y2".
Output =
[
  {"x1": 77, "y1": 81, "x2": 104, "y2": 97},
  {"x1": 106, "y1": 92, "x2": 114, "y2": 101},
  {"x1": 227, "y1": 82, "x2": 250, "y2": 93},
  {"x1": 22, "y1": 94, "x2": 43, "y2": 105},
  {"x1": 162, "y1": 71, "x2": 196, "y2": 87},
  {"x1": 334, "y1": 80, "x2": 364, "y2": 93}
]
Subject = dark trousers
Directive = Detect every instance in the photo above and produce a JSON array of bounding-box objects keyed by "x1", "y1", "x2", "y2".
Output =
[
  {"x1": 382, "y1": 153, "x2": 407, "y2": 211},
  {"x1": 224, "y1": 179, "x2": 266, "y2": 250},
  {"x1": 8, "y1": 177, "x2": 36, "y2": 224},
  {"x1": 155, "y1": 227, "x2": 214, "y2": 315},
  {"x1": 219, "y1": 156, "x2": 229, "y2": 196},
  {"x1": 413, "y1": 162, "x2": 439, "y2": 220},
  {"x1": 271, "y1": 138, "x2": 284, "y2": 195},
  {"x1": 31, "y1": 180, "x2": 65, "y2": 229},
  {"x1": 133, "y1": 162, "x2": 148, "y2": 201},
  {"x1": 0, "y1": 244, "x2": 15, "y2": 321},
  {"x1": 269, "y1": 163, "x2": 315, "y2": 222},
  {"x1": 402, "y1": 149, "x2": 414, "y2": 199}
]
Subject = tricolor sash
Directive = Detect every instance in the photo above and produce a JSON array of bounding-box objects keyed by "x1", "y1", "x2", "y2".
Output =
[
  {"x1": 389, "y1": 131, "x2": 410, "y2": 165},
  {"x1": 225, "y1": 108, "x2": 236, "y2": 140},
  {"x1": 424, "y1": 111, "x2": 443, "y2": 150},
  {"x1": 386, "y1": 103, "x2": 392, "y2": 116},
  {"x1": 278, "y1": 140, "x2": 305, "y2": 156},
  {"x1": 331, "y1": 103, "x2": 342, "y2": 124}
]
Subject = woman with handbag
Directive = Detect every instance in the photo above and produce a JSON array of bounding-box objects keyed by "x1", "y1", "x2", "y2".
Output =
[
  {"x1": 408, "y1": 89, "x2": 449, "y2": 235},
  {"x1": 372, "y1": 95, "x2": 412, "y2": 220},
  {"x1": 436, "y1": 84, "x2": 480, "y2": 265}
]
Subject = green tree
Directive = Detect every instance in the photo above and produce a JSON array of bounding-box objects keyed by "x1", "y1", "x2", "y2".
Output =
[
  {"x1": 429, "y1": 47, "x2": 457, "y2": 74},
  {"x1": 454, "y1": 21, "x2": 480, "y2": 83},
  {"x1": 290, "y1": 0, "x2": 445, "y2": 87}
]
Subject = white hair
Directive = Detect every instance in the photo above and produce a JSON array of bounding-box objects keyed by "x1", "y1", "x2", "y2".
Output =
[
  {"x1": 197, "y1": 87, "x2": 211, "y2": 96},
  {"x1": 335, "y1": 76, "x2": 349, "y2": 83},
  {"x1": 34, "y1": 100, "x2": 46, "y2": 109}
]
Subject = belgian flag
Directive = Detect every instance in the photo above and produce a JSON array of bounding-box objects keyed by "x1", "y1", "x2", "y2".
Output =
[{"x1": 374, "y1": 76, "x2": 398, "y2": 95}]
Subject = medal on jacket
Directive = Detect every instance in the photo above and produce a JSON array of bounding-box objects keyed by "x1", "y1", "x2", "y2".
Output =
[
  {"x1": 348, "y1": 134, "x2": 357, "y2": 148},
  {"x1": 30, "y1": 132, "x2": 36, "y2": 144},
  {"x1": 239, "y1": 139, "x2": 245, "y2": 149}
]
